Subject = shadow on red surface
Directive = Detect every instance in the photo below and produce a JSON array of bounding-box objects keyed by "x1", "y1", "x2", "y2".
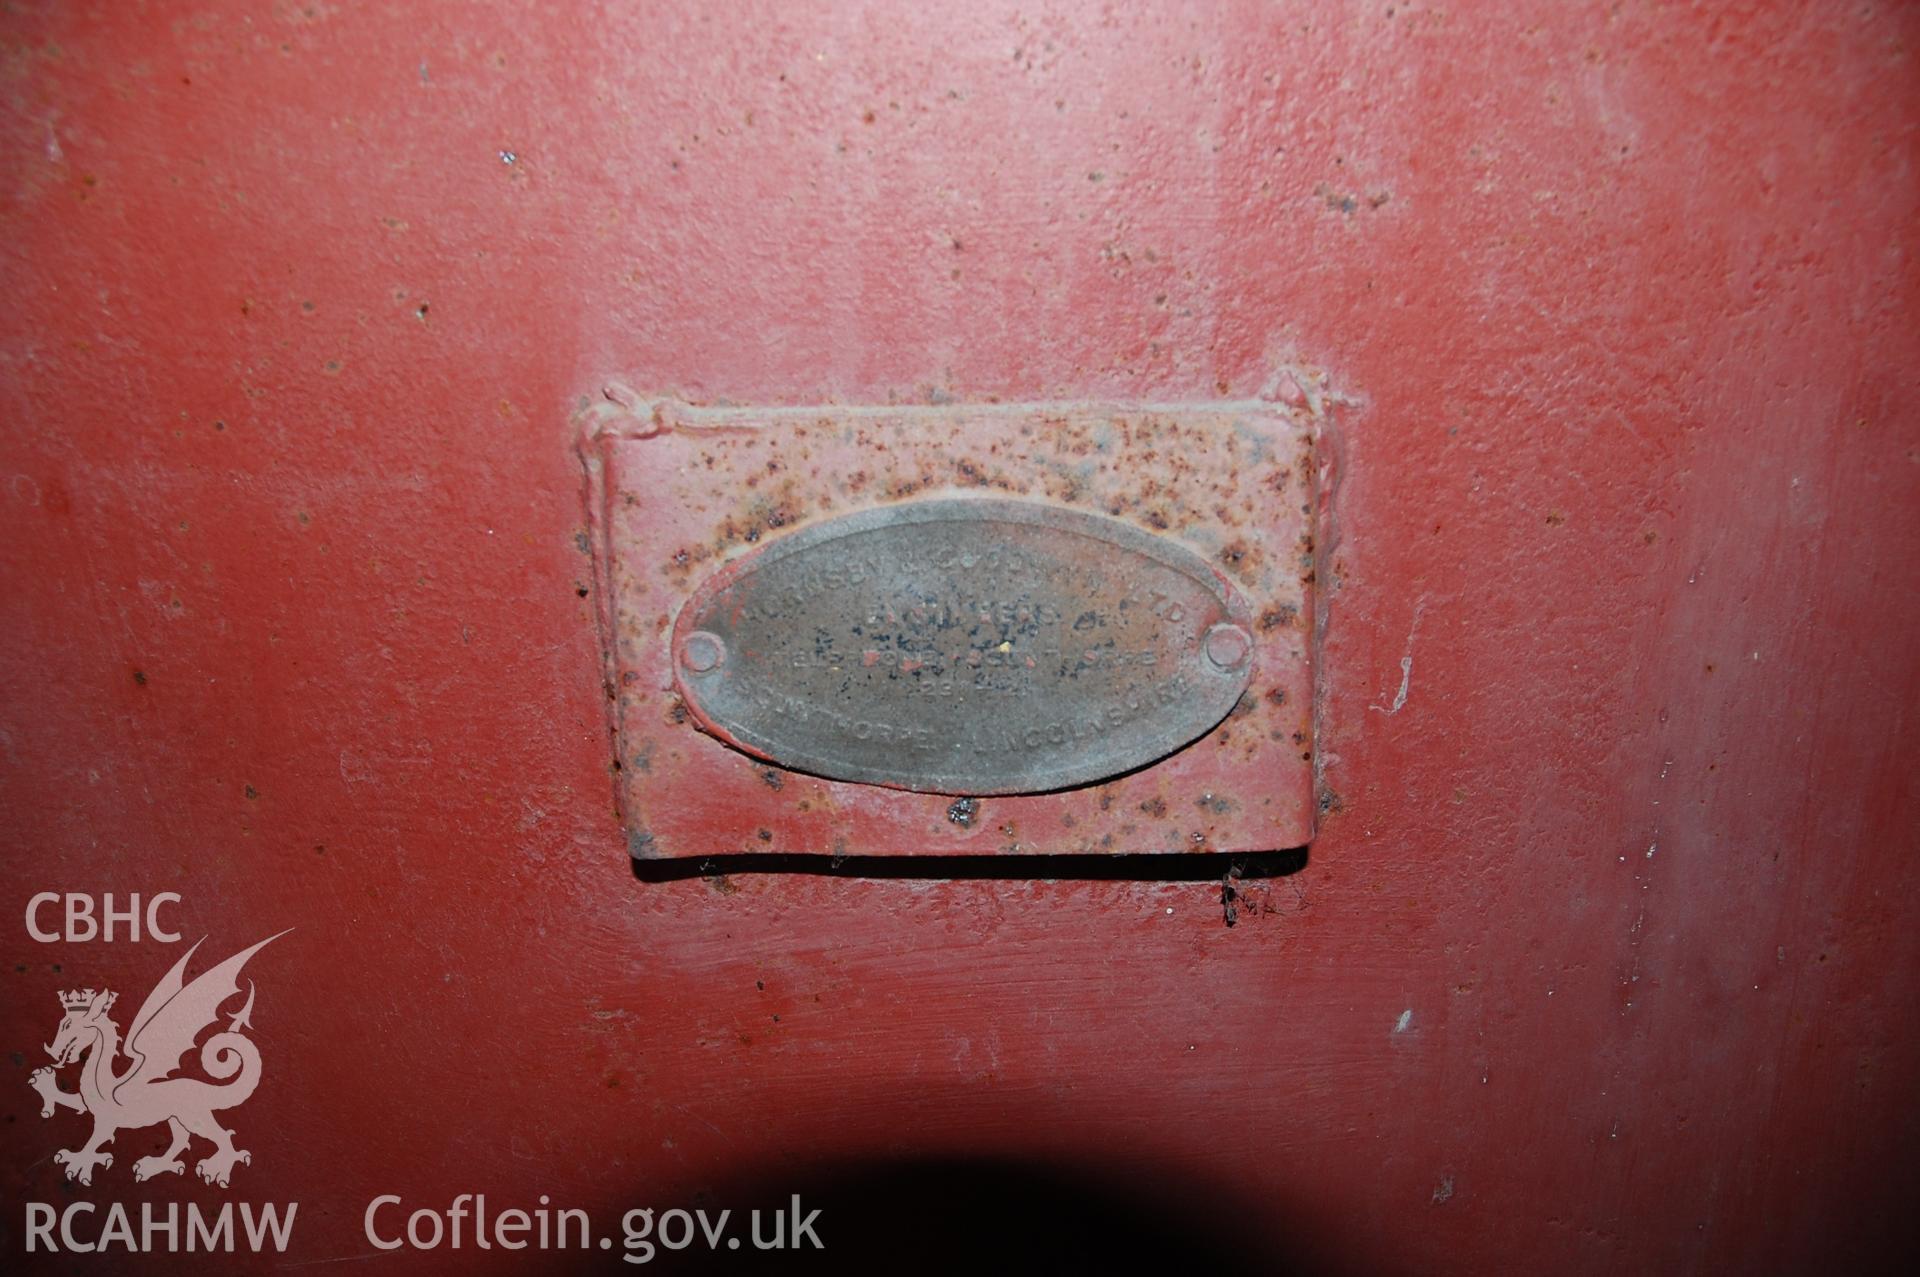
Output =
[
  {"x1": 578, "y1": 1153, "x2": 1340, "y2": 1275},
  {"x1": 628, "y1": 848, "x2": 1310, "y2": 884}
]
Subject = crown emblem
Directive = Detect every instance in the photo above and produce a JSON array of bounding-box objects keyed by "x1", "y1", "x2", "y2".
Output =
[{"x1": 59, "y1": 988, "x2": 111, "y2": 1011}]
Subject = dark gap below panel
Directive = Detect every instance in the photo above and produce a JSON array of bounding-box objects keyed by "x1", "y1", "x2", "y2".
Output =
[{"x1": 629, "y1": 846, "x2": 1307, "y2": 883}]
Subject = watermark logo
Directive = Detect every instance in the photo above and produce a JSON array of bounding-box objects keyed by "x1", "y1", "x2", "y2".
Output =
[{"x1": 29, "y1": 930, "x2": 288, "y2": 1188}]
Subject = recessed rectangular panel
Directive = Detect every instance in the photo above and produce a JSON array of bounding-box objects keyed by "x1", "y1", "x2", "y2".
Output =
[{"x1": 582, "y1": 399, "x2": 1315, "y2": 858}]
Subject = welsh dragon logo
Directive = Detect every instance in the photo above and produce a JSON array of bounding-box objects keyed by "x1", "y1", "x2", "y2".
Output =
[{"x1": 29, "y1": 931, "x2": 287, "y2": 1187}]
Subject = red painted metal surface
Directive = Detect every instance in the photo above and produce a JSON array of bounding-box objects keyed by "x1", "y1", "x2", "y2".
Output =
[{"x1": 3, "y1": 2, "x2": 1918, "y2": 1273}]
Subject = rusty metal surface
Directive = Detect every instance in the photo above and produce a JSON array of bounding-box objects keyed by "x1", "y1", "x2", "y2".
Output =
[
  {"x1": 670, "y1": 497, "x2": 1256, "y2": 795},
  {"x1": 583, "y1": 399, "x2": 1317, "y2": 857}
]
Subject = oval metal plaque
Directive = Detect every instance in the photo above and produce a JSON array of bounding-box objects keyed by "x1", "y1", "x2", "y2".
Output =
[{"x1": 670, "y1": 498, "x2": 1255, "y2": 795}]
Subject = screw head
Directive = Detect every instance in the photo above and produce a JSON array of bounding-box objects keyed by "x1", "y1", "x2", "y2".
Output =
[
  {"x1": 681, "y1": 631, "x2": 726, "y2": 673},
  {"x1": 1203, "y1": 623, "x2": 1252, "y2": 671}
]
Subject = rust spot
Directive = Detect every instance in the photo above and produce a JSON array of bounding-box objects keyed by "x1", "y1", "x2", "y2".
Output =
[
  {"x1": 1259, "y1": 603, "x2": 1299, "y2": 631},
  {"x1": 1140, "y1": 796, "x2": 1168, "y2": 818},
  {"x1": 758, "y1": 768, "x2": 784, "y2": 790},
  {"x1": 947, "y1": 797, "x2": 979, "y2": 828}
]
